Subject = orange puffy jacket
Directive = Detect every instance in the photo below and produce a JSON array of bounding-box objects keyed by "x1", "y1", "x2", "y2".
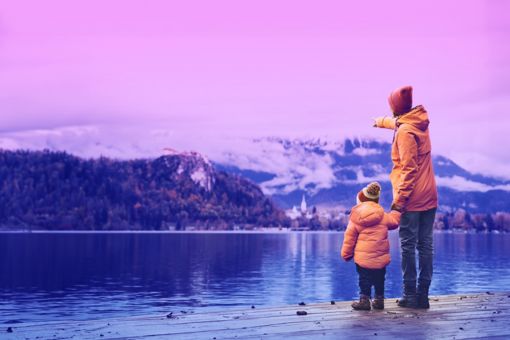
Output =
[
  {"x1": 374, "y1": 105, "x2": 438, "y2": 211},
  {"x1": 341, "y1": 202, "x2": 400, "y2": 269}
]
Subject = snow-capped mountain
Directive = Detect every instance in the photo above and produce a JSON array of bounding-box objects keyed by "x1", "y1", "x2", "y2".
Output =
[
  {"x1": 1, "y1": 125, "x2": 509, "y2": 213},
  {"x1": 214, "y1": 137, "x2": 510, "y2": 213}
]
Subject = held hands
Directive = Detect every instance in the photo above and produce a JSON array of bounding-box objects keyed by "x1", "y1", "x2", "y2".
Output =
[{"x1": 390, "y1": 203, "x2": 403, "y2": 213}]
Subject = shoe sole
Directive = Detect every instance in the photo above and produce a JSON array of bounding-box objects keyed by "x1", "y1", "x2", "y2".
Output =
[
  {"x1": 397, "y1": 302, "x2": 418, "y2": 308},
  {"x1": 351, "y1": 304, "x2": 371, "y2": 311}
]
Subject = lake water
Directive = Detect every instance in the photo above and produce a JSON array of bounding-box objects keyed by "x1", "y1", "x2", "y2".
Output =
[{"x1": 1, "y1": 231, "x2": 509, "y2": 323}]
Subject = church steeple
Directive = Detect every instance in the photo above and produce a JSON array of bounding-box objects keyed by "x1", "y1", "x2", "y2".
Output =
[{"x1": 300, "y1": 194, "x2": 307, "y2": 214}]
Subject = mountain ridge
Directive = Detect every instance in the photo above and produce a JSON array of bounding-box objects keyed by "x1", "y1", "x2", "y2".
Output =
[
  {"x1": 1, "y1": 129, "x2": 509, "y2": 214},
  {"x1": 214, "y1": 137, "x2": 510, "y2": 213}
]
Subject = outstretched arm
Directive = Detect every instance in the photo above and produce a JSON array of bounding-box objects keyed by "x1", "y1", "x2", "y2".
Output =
[
  {"x1": 383, "y1": 210, "x2": 401, "y2": 230},
  {"x1": 341, "y1": 221, "x2": 359, "y2": 261},
  {"x1": 373, "y1": 116, "x2": 396, "y2": 130}
]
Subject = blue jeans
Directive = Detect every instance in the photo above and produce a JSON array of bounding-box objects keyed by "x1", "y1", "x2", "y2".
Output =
[{"x1": 399, "y1": 208, "x2": 436, "y2": 288}]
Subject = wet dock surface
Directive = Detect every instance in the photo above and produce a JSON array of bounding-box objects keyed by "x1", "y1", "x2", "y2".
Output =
[{"x1": 2, "y1": 291, "x2": 509, "y2": 339}]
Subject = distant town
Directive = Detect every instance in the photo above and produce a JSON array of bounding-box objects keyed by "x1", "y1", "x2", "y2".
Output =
[{"x1": 281, "y1": 194, "x2": 510, "y2": 233}]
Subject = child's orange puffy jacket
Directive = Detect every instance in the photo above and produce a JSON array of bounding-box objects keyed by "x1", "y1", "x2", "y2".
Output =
[{"x1": 341, "y1": 202, "x2": 401, "y2": 269}]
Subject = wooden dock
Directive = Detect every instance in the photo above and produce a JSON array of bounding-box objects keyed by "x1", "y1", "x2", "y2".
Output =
[{"x1": 2, "y1": 291, "x2": 509, "y2": 339}]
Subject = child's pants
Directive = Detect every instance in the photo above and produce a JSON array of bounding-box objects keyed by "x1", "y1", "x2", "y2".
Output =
[{"x1": 356, "y1": 264, "x2": 386, "y2": 297}]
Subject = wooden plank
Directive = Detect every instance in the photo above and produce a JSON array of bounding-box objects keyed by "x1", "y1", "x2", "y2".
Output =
[
  {"x1": 2, "y1": 292, "x2": 509, "y2": 340},
  {"x1": 2, "y1": 304, "x2": 506, "y2": 336},
  {"x1": 5, "y1": 300, "x2": 507, "y2": 336}
]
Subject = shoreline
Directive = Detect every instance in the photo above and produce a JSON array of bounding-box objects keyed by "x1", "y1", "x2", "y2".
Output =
[{"x1": 0, "y1": 229, "x2": 508, "y2": 234}]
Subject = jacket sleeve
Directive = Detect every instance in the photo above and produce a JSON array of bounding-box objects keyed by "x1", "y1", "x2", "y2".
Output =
[
  {"x1": 382, "y1": 210, "x2": 401, "y2": 230},
  {"x1": 374, "y1": 116, "x2": 396, "y2": 130},
  {"x1": 393, "y1": 129, "x2": 419, "y2": 208},
  {"x1": 341, "y1": 221, "x2": 359, "y2": 261}
]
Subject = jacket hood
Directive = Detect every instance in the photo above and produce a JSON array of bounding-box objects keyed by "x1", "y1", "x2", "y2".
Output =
[
  {"x1": 397, "y1": 105, "x2": 429, "y2": 131},
  {"x1": 350, "y1": 202, "x2": 384, "y2": 227}
]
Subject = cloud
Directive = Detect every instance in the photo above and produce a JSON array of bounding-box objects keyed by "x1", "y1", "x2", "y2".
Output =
[
  {"x1": 445, "y1": 151, "x2": 510, "y2": 181},
  {"x1": 430, "y1": 94, "x2": 510, "y2": 180},
  {"x1": 435, "y1": 176, "x2": 510, "y2": 192},
  {"x1": 351, "y1": 147, "x2": 381, "y2": 156},
  {"x1": 2, "y1": 124, "x2": 510, "y2": 195},
  {"x1": 219, "y1": 137, "x2": 338, "y2": 195}
]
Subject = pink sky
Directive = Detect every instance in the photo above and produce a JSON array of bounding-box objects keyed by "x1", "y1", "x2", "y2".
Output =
[{"x1": 1, "y1": 0, "x2": 509, "y2": 177}]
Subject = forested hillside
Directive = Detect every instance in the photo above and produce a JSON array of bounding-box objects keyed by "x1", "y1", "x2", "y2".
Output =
[{"x1": 0, "y1": 150, "x2": 288, "y2": 230}]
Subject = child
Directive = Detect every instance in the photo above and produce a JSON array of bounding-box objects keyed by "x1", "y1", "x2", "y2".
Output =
[{"x1": 341, "y1": 182, "x2": 401, "y2": 310}]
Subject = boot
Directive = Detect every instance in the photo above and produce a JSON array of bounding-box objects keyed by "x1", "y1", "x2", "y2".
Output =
[
  {"x1": 352, "y1": 294, "x2": 371, "y2": 310},
  {"x1": 372, "y1": 295, "x2": 384, "y2": 310},
  {"x1": 397, "y1": 284, "x2": 417, "y2": 308},
  {"x1": 416, "y1": 283, "x2": 430, "y2": 309}
]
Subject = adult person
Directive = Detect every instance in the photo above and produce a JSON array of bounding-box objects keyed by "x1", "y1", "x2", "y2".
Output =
[{"x1": 373, "y1": 86, "x2": 438, "y2": 309}]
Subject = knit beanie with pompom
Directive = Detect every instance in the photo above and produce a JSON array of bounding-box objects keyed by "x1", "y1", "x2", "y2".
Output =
[{"x1": 357, "y1": 182, "x2": 381, "y2": 204}]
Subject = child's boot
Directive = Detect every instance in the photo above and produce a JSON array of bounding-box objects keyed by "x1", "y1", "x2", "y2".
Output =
[
  {"x1": 397, "y1": 283, "x2": 418, "y2": 308},
  {"x1": 352, "y1": 294, "x2": 371, "y2": 310},
  {"x1": 372, "y1": 295, "x2": 384, "y2": 310},
  {"x1": 416, "y1": 283, "x2": 430, "y2": 309}
]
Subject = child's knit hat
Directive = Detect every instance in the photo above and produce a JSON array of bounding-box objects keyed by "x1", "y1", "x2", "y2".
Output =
[
  {"x1": 357, "y1": 182, "x2": 381, "y2": 204},
  {"x1": 388, "y1": 85, "x2": 413, "y2": 116}
]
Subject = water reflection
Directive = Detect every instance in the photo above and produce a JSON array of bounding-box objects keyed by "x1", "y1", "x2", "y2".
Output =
[{"x1": 0, "y1": 232, "x2": 508, "y2": 322}]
